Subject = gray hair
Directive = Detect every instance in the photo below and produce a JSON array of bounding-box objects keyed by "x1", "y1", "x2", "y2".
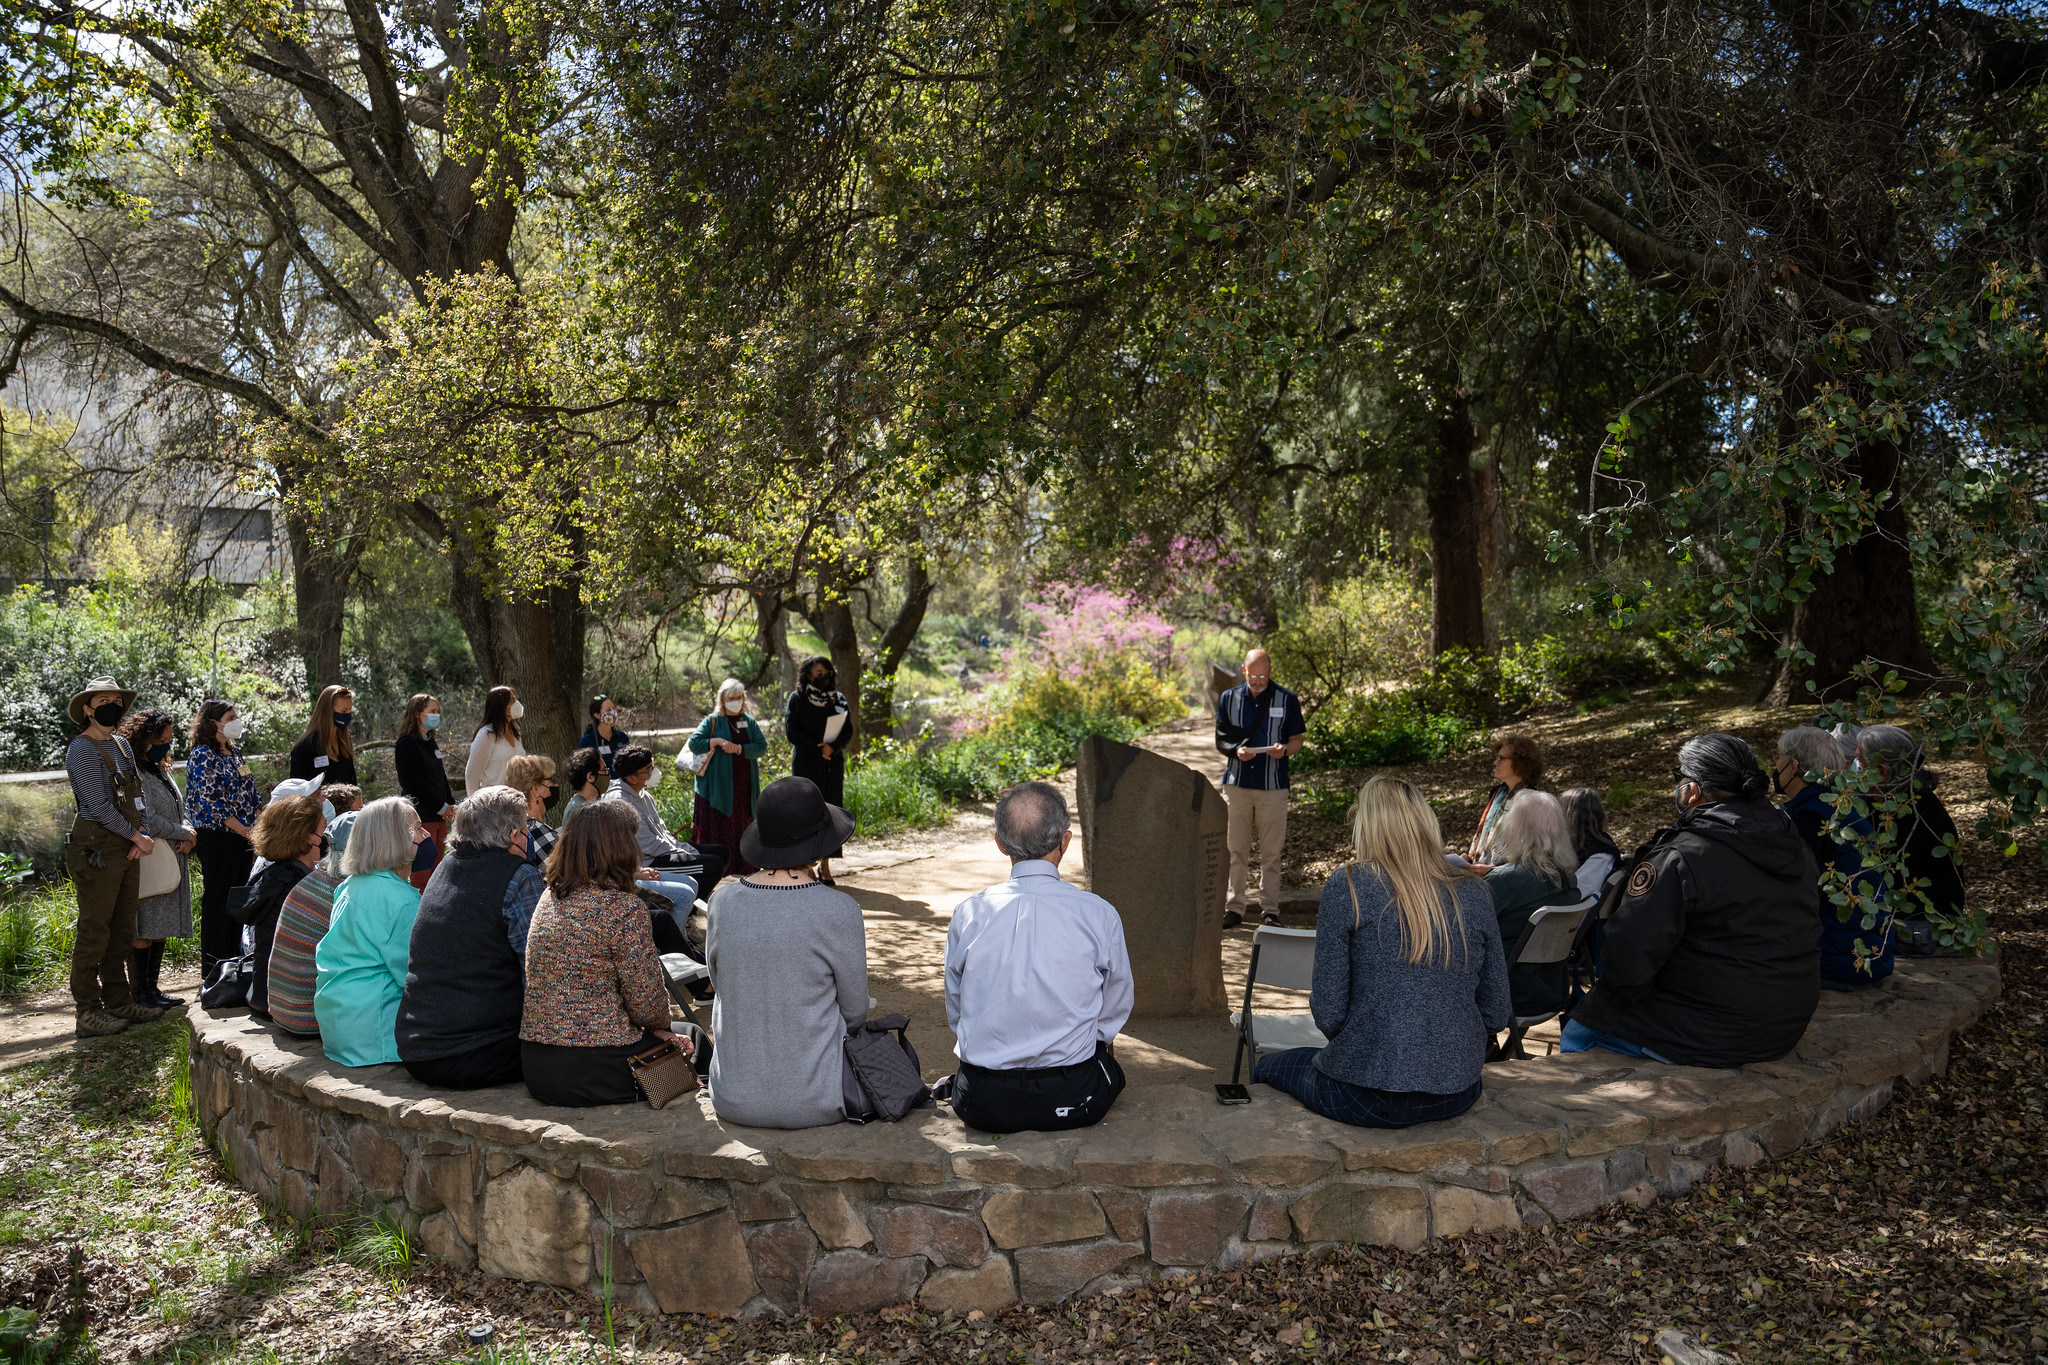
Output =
[
  {"x1": 714, "y1": 677, "x2": 751, "y2": 712},
  {"x1": 342, "y1": 796, "x2": 418, "y2": 878},
  {"x1": 451, "y1": 785, "x2": 530, "y2": 850},
  {"x1": 1777, "y1": 726, "x2": 1845, "y2": 779},
  {"x1": 1856, "y1": 724, "x2": 1922, "y2": 784},
  {"x1": 1490, "y1": 790, "x2": 1580, "y2": 888},
  {"x1": 993, "y1": 781, "x2": 1071, "y2": 862}
]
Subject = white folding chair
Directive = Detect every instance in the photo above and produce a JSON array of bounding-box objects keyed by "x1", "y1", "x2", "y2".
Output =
[
  {"x1": 1502, "y1": 895, "x2": 1597, "y2": 1058},
  {"x1": 1228, "y1": 925, "x2": 1328, "y2": 1084},
  {"x1": 660, "y1": 953, "x2": 710, "y2": 1028}
]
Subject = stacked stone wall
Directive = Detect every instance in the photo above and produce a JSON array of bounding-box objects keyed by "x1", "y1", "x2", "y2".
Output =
[{"x1": 189, "y1": 954, "x2": 1998, "y2": 1318}]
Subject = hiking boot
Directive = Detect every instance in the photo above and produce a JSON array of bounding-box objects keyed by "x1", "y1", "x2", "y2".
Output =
[
  {"x1": 76, "y1": 1009, "x2": 130, "y2": 1037},
  {"x1": 106, "y1": 1000, "x2": 166, "y2": 1023}
]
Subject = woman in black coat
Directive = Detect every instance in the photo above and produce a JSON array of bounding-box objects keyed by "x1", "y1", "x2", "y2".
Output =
[
  {"x1": 782, "y1": 655, "x2": 854, "y2": 883},
  {"x1": 394, "y1": 693, "x2": 458, "y2": 888},
  {"x1": 240, "y1": 793, "x2": 327, "y2": 1018},
  {"x1": 288, "y1": 684, "x2": 358, "y2": 786}
]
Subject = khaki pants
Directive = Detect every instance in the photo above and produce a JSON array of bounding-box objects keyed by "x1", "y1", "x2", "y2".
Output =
[
  {"x1": 67, "y1": 835, "x2": 139, "y2": 1013},
  {"x1": 1224, "y1": 785, "x2": 1289, "y2": 912}
]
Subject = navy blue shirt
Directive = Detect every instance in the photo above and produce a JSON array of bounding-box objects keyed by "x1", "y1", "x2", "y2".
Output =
[
  {"x1": 578, "y1": 724, "x2": 632, "y2": 776},
  {"x1": 1214, "y1": 683, "x2": 1306, "y2": 790}
]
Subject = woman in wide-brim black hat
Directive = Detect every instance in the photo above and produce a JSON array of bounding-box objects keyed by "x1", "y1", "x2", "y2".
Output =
[{"x1": 704, "y1": 777, "x2": 869, "y2": 1129}]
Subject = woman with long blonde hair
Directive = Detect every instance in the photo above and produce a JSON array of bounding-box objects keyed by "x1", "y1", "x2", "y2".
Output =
[{"x1": 1253, "y1": 775, "x2": 1510, "y2": 1128}]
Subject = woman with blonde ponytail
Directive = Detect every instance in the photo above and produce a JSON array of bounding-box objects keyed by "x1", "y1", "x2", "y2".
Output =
[{"x1": 1254, "y1": 775, "x2": 1511, "y2": 1128}]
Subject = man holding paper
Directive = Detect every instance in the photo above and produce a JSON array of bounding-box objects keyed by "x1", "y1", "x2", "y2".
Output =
[{"x1": 1214, "y1": 649, "x2": 1307, "y2": 928}]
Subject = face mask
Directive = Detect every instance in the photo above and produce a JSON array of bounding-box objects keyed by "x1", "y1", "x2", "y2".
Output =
[
  {"x1": 319, "y1": 834, "x2": 332, "y2": 859},
  {"x1": 322, "y1": 799, "x2": 337, "y2": 825},
  {"x1": 543, "y1": 783, "x2": 561, "y2": 811},
  {"x1": 1673, "y1": 781, "x2": 1692, "y2": 819},
  {"x1": 222, "y1": 717, "x2": 247, "y2": 742},
  {"x1": 508, "y1": 700, "x2": 526, "y2": 720},
  {"x1": 643, "y1": 768, "x2": 663, "y2": 791},
  {"x1": 145, "y1": 741, "x2": 171, "y2": 766},
  {"x1": 92, "y1": 702, "x2": 126, "y2": 727},
  {"x1": 423, "y1": 713, "x2": 442, "y2": 731},
  {"x1": 594, "y1": 775, "x2": 611, "y2": 797},
  {"x1": 332, "y1": 711, "x2": 353, "y2": 729},
  {"x1": 600, "y1": 710, "x2": 617, "y2": 725},
  {"x1": 724, "y1": 699, "x2": 745, "y2": 714}
]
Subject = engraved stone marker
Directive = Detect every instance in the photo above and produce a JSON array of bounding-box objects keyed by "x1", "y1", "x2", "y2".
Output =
[{"x1": 1075, "y1": 736, "x2": 1228, "y2": 1017}]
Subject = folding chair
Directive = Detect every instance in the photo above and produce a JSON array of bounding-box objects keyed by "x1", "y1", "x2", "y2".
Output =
[
  {"x1": 660, "y1": 953, "x2": 710, "y2": 1029},
  {"x1": 1228, "y1": 926, "x2": 1329, "y2": 1085},
  {"x1": 1563, "y1": 866, "x2": 1628, "y2": 1005},
  {"x1": 1501, "y1": 895, "x2": 1597, "y2": 1059}
]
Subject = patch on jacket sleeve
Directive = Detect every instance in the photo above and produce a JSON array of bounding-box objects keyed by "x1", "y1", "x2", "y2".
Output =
[{"x1": 1626, "y1": 861, "x2": 1659, "y2": 898}]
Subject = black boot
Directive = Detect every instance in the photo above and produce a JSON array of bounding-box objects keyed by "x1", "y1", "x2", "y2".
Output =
[
  {"x1": 149, "y1": 942, "x2": 185, "y2": 1007},
  {"x1": 130, "y1": 946, "x2": 158, "y2": 1008}
]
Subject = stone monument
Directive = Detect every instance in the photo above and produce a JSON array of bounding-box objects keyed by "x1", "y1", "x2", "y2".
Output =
[
  {"x1": 1202, "y1": 660, "x2": 1239, "y2": 713},
  {"x1": 1075, "y1": 735, "x2": 1227, "y2": 1017}
]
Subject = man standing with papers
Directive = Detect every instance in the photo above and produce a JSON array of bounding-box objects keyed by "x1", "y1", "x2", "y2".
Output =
[{"x1": 1214, "y1": 649, "x2": 1307, "y2": 929}]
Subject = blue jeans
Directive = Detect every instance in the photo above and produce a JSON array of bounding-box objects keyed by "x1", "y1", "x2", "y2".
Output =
[
  {"x1": 636, "y1": 872, "x2": 699, "y2": 907},
  {"x1": 1253, "y1": 1048, "x2": 1483, "y2": 1128},
  {"x1": 1560, "y1": 1018, "x2": 1672, "y2": 1064}
]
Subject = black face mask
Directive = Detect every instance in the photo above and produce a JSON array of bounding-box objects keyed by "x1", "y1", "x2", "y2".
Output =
[
  {"x1": 806, "y1": 675, "x2": 837, "y2": 699},
  {"x1": 543, "y1": 782, "x2": 562, "y2": 811},
  {"x1": 333, "y1": 712, "x2": 353, "y2": 729},
  {"x1": 144, "y1": 741, "x2": 171, "y2": 766},
  {"x1": 92, "y1": 702, "x2": 126, "y2": 728},
  {"x1": 319, "y1": 835, "x2": 332, "y2": 858}
]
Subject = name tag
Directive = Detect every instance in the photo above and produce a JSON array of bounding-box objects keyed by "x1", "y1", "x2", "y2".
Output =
[
  {"x1": 599, "y1": 745, "x2": 611, "y2": 755},
  {"x1": 237, "y1": 761, "x2": 251, "y2": 776},
  {"x1": 313, "y1": 756, "x2": 329, "y2": 769},
  {"x1": 1269, "y1": 704, "x2": 1286, "y2": 717},
  {"x1": 134, "y1": 796, "x2": 146, "y2": 810}
]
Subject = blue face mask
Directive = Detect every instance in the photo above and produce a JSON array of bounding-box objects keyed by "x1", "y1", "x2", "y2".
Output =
[
  {"x1": 423, "y1": 713, "x2": 442, "y2": 731},
  {"x1": 322, "y1": 800, "x2": 337, "y2": 825}
]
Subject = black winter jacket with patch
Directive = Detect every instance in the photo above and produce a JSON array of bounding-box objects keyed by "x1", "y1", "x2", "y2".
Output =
[{"x1": 1569, "y1": 798, "x2": 1820, "y2": 1067}]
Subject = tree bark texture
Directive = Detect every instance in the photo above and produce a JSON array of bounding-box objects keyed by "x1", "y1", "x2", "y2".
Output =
[
  {"x1": 864, "y1": 553, "x2": 935, "y2": 738},
  {"x1": 1768, "y1": 437, "x2": 1932, "y2": 704},
  {"x1": 283, "y1": 506, "x2": 348, "y2": 689},
  {"x1": 1426, "y1": 389, "x2": 1489, "y2": 656},
  {"x1": 442, "y1": 524, "x2": 587, "y2": 761}
]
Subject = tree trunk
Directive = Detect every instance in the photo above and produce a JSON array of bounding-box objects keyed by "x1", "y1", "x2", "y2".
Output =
[
  {"x1": 441, "y1": 521, "x2": 586, "y2": 763},
  {"x1": 865, "y1": 552, "x2": 936, "y2": 738},
  {"x1": 281, "y1": 504, "x2": 347, "y2": 688},
  {"x1": 747, "y1": 588, "x2": 797, "y2": 696},
  {"x1": 1426, "y1": 388, "x2": 1489, "y2": 655},
  {"x1": 1767, "y1": 436, "x2": 1931, "y2": 704}
]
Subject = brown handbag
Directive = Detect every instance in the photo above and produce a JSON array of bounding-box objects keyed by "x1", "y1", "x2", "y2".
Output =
[{"x1": 628, "y1": 1037, "x2": 701, "y2": 1110}]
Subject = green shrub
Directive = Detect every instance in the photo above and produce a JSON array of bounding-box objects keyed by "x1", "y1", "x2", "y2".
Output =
[
  {"x1": 1298, "y1": 691, "x2": 1480, "y2": 771},
  {"x1": 844, "y1": 751, "x2": 950, "y2": 834},
  {"x1": 1266, "y1": 566, "x2": 1431, "y2": 714},
  {"x1": 0, "y1": 784, "x2": 71, "y2": 877},
  {"x1": 0, "y1": 874, "x2": 75, "y2": 995}
]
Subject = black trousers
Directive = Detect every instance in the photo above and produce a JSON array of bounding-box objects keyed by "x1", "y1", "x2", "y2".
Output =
[
  {"x1": 404, "y1": 1034, "x2": 524, "y2": 1090},
  {"x1": 952, "y1": 1042, "x2": 1126, "y2": 1134},
  {"x1": 650, "y1": 842, "x2": 728, "y2": 900},
  {"x1": 522, "y1": 1022, "x2": 713, "y2": 1107},
  {"x1": 194, "y1": 827, "x2": 253, "y2": 974}
]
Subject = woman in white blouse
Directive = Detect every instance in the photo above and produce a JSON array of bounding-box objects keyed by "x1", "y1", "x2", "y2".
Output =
[{"x1": 465, "y1": 685, "x2": 528, "y2": 793}]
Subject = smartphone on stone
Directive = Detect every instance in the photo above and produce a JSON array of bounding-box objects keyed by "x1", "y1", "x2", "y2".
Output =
[{"x1": 1214, "y1": 1083, "x2": 1251, "y2": 1105}]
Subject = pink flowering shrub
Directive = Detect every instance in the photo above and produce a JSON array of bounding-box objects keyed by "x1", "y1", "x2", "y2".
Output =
[{"x1": 999, "y1": 583, "x2": 1187, "y2": 729}]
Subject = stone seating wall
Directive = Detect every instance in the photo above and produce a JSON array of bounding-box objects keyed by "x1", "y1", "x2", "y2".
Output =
[{"x1": 187, "y1": 955, "x2": 1999, "y2": 1319}]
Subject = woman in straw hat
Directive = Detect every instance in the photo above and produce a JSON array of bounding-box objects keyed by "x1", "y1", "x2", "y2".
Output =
[{"x1": 61, "y1": 677, "x2": 167, "y2": 1037}]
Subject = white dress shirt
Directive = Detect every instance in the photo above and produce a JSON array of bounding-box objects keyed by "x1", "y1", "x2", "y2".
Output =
[
  {"x1": 945, "y1": 859, "x2": 1135, "y2": 1070},
  {"x1": 1575, "y1": 851, "x2": 1616, "y2": 901}
]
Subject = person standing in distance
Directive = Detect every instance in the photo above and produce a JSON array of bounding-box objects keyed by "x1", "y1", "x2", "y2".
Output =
[
  {"x1": 467, "y1": 686, "x2": 528, "y2": 793},
  {"x1": 289, "y1": 684, "x2": 358, "y2": 786},
  {"x1": 62, "y1": 677, "x2": 166, "y2": 1036},
  {"x1": 578, "y1": 695, "x2": 631, "y2": 777},
  {"x1": 783, "y1": 657, "x2": 853, "y2": 884},
  {"x1": 186, "y1": 699, "x2": 261, "y2": 976},
  {"x1": 1214, "y1": 648, "x2": 1306, "y2": 928},
  {"x1": 394, "y1": 693, "x2": 457, "y2": 889}
]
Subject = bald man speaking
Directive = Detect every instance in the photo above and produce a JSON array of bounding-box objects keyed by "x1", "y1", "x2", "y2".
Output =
[{"x1": 1214, "y1": 649, "x2": 1306, "y2": 928}]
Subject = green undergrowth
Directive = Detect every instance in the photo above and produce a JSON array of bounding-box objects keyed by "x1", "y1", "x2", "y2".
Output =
[{"x1": 0, "y1": 863, "x2": 200, "y2": 998}]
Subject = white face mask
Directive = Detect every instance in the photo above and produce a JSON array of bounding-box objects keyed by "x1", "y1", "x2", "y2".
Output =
[
  {"x1": 221, "y1": 718, "x2": 246, "y2": 742},
  {"x1": 643, "y1": 767, "x2": 662, "y2": 790},
  {"x1": 724, "y1": 699, "x2": 745, "y2": 714},
  {"x1": 507, "y1": 700, "x2": 525, "y2": 720}
]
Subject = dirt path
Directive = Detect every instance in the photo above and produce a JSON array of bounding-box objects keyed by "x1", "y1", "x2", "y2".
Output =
[{"x1": 0, "y1": 970, "x2": 204, "y2": 1074}]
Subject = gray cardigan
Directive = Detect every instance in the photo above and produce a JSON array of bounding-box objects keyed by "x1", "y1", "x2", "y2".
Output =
[
  {"x1": 1308, "y1": 866, "x2": 1511, "y2": 1094},
  {"x1": 705, "y1": 879, "x2": 868, "y2": 1129}
]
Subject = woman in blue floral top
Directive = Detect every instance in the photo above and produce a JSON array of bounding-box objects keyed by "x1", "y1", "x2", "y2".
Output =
[{"x1": 187, "y1": 699, "x2": 262, "y2": 974}]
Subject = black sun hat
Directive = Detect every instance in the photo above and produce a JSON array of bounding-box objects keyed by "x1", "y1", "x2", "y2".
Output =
[{"x1": 740, "y1": 776, "x2": 856, "y2": 870}]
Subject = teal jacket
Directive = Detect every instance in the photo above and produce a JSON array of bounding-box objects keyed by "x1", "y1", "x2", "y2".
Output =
[
  {"x1": 685, "y1": 712, "x2": 769, "y2": 817},
  {"x1": 315, "y1": 869, "x2": 421, "y2": 1067}
]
